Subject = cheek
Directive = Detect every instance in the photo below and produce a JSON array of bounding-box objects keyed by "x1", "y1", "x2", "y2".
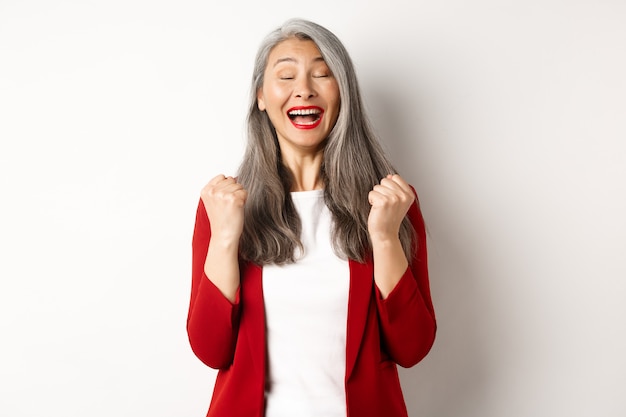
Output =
[
  {"x1": 265, "y1": 83, "x2": 290, "y2": 102},
  {"x1": 260, "y1": 87, "x2": 283, "y2": 116},
  {"x1": 326, "y1": 84, "x2": 341, "y2": 119},
  {"x1": 326, "y1": 82, "x2": 340, "y2": 107}
]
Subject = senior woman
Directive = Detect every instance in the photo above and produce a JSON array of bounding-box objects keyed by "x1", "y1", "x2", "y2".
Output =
[{"x1": 187, "y1": 18, "x2": 436, "y2": 417}]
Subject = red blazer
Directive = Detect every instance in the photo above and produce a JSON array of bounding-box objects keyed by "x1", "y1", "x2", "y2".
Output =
[{"x1": 187, "y1": 195, "x2": 436, "y2": 417}]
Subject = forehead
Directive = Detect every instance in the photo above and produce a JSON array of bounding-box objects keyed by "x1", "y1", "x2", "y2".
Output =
[{"x1": 267, "y1": 38, "x2": 325, "y2": 66}]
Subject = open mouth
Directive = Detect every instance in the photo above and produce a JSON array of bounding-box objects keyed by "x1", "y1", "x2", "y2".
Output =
[{"x1": 287, "y1": 106, "x2": 324, "y2": 129}]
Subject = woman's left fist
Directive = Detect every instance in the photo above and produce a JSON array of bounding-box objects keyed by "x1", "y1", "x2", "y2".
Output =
[{"x1": 367, "y1": 174, "x2": 415, "y2": 243}]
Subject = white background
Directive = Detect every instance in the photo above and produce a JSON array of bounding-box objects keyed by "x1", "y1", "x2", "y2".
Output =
[{"x1": 1, "y1": 1, "x2": 625, "y2": 416}]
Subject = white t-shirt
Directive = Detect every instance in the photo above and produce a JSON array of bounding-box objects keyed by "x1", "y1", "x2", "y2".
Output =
[{"x1": 262, "y1": 189, "x2": 350, "y2": 417}]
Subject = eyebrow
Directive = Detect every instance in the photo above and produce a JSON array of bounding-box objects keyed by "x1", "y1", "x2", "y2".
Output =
[{"x1": 273, "y1": 56, "x2": 325, "y2": 67}]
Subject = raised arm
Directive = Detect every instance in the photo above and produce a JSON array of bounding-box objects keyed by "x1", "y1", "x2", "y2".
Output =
[
  {"x1": 186, "y1": 175, "x2": 248, "y2": 369},
  {"x1": 368, "y1": 175, "x2": 436, "y2": 367}
]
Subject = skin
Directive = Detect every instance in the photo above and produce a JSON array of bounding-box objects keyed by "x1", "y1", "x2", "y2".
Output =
[{"x1": 201, "y1": 38, "x2": 414, "y2": 301}]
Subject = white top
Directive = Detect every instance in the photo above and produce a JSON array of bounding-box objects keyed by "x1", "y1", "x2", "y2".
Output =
[{"x1": 262, "y1": 189, "x2": 350, "y2": 417}]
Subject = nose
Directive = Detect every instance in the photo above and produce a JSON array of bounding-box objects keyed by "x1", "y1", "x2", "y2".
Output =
[{"x1": 294, "y1": 77, "x2": 316, "y2": 99}]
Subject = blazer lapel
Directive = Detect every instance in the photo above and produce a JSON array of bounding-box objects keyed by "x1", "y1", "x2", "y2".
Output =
[
  {"x1": 243, "y1": 260, "x2": 372, "y2": 383},
  {"x1": 345, "y1": 259, "x2": 374, "y2": 380},
  {"x1": 241, "y1": 263, "x2": 266, "y2": 381}
]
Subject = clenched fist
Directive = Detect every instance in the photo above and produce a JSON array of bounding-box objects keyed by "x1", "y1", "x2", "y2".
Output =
[
  {"x1": 201, "y1": 174, "x2": 248, "y2": 245},
  {"x1": 367, "y1": 174, "x2": 415, "y2": 244}
]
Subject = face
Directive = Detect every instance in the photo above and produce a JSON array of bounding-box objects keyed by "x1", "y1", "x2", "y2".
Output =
[{"x1": 257, "y1": 38, "x2": 340, "y2": 156}]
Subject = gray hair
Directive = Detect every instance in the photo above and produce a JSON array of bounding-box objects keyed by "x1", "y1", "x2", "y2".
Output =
[{"x1": 236, "y1": 18, "x2": 416, "y2": 264}]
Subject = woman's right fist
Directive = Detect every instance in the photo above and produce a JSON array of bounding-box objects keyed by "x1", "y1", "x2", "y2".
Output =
[{"x1": 200, "y1": 174, "x2": 248, "y2": 244}]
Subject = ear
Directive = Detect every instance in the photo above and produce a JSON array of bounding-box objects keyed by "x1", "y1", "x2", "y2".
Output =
[{"x1": 257, "y1": 89, "x2": 266, "y2": 111}]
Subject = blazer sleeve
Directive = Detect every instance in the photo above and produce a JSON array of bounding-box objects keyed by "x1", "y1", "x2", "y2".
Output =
[
  {"x1": 186, "y1": 198, "x2": 241, "y2": 369},
  {"x1": 374, "y1": 192, "x2": 437, "y2": 368}
]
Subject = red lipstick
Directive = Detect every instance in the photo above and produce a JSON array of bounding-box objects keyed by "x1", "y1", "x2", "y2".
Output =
[{"x1": 286, "y1": 106, "x2": 324, "y2": 130}]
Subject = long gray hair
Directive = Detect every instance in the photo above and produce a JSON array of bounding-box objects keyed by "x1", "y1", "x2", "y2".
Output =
[{"x1": 236, "y1": 18, "x2": 416, "y2": 265}]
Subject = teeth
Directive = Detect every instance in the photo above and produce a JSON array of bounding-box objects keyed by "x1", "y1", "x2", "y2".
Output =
[
  {"x1": 295, "y1": 119, "x2": 318, "y2": 125},
  {"x1": 288, "y1": 108, "x2": 321, "y2": 116}
]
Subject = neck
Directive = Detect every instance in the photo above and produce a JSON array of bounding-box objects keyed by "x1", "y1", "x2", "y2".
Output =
[{"x1": 282, "y1": 152, "x2": 324, "y2": 192}]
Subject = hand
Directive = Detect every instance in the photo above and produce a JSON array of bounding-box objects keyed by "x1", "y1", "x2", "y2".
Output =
[
  {"x1": 367, "y1": 174, "x2": 415, "y2": 243},
  {"x1": 200, "y1": 174, "x2": 248, "y2": 245}
]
